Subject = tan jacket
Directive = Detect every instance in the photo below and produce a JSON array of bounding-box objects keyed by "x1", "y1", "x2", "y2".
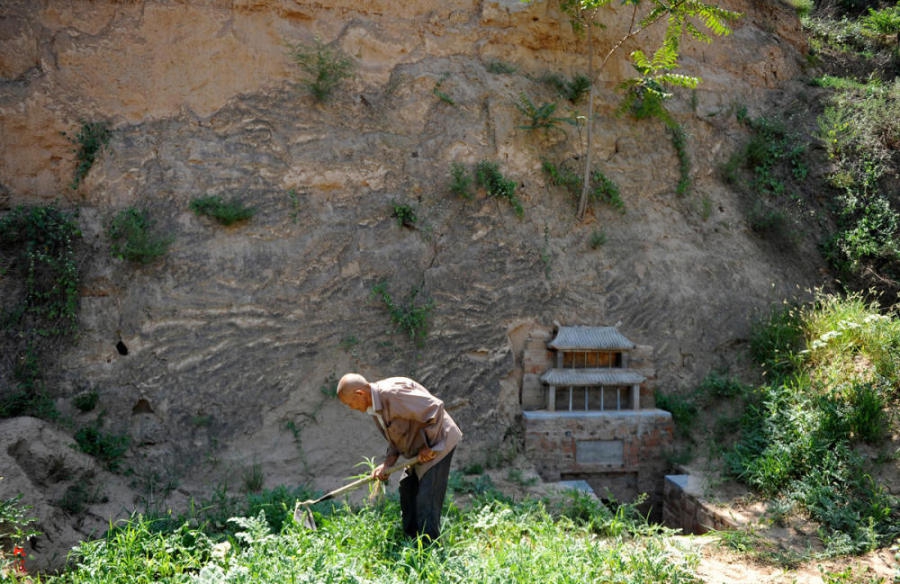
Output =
[{"x1": 369, "y1": 377, "x2": 462, "y2": 477}]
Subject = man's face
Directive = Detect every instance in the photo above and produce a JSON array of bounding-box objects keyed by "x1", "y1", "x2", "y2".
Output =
[{"x1": 340, "y1": 389, "x2": 368, "y2": 413}]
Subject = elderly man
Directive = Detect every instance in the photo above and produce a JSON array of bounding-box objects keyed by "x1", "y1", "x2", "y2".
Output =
[{"x1": 336, "y1": 373, "x2": 462, "y2": 541}]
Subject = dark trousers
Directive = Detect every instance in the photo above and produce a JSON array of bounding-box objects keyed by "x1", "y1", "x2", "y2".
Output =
[{"x1": 398, "y1": 448, "x2": 455, "y2": 541}]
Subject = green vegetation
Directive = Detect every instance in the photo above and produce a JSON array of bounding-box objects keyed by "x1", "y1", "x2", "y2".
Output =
[
  {"x1": 108, "y1": 207, "x2": 173, "y2": 264},
  {"x1": 370, "y1": 280, "x2": 435, "y2": 347},
  {"x1": 289, "y1": 38, "x2": 355, "y2": 102},
  {"x1": 541, "y1": 72, "x2": 591, "y2": 103},
  {"x1": 721, "y1": 292, "x2": 900, "y2": 556},
  {"x1": 190, "y1": 195, "x2": 255, "y2": 226},
  {"x1": 0, "y1": 205, "x2": 81, "y2": 420},
  {"x1": 542, "y1": 160, "x2": 624, "y2": 214},
  {"x1": 527, "y1": 0, "x2": 738, "y2": 219},
  {"x1": 72, "y1": 389, "x2": 99, "y2": 412},
  {"x1": 515, "y1": 94, "x2": 568, "y2": 132},
  {"x1": 74, "y1": 423, "x2": 131, "y2": 471},
  {"x1": 792, "y1": 3, "x2": 900, "y2": 301},
  {"x1": 485, "y1": 60, "x2": 517, "y2": 75},
  {"x1": 0, "y1": 494, "x2": 39, "y2": 576},
  {"x1": 38, "y1": 489, "x2": 703, "y2": 584},
  {"x1": 816, "y1": 78, "x2": 900, "y2": 286},
  {"x1": 433, "y1": 76, "x2": 456, "y2": 106},
  {"x1": 620, "y1": 80, "x2": 694, "y2": 197},
  {"x1": 589, "y1": 229, "x2": 607, "y2": 249},
  {"x1": 67, "y1": 120, "x2": 111, "y2": 190},
  {"x1": 723, "y1": 111, "x2": 808, "y2": 240},
  {"x1": 475, "y1": 160, "x2": 524, "y2": 218},
  {"x1": 390, "y1": 202, "x2": 418, "y2": 228},
  {"x1": 448, "y1": 162, "x2": 473, "y2": 199}
]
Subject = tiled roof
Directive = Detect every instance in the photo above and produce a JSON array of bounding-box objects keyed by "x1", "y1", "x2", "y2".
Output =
[
  {"x1": 547, "y1": 326, "x2": 636, "y2": 350},
  {"x1": 540, "y1": 368, "x2": 645, "y2": 386}
]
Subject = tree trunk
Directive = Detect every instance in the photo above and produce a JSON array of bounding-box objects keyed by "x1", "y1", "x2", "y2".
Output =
[{"x1": 576, "y1": 13, "x2": 594, "y2": 222}]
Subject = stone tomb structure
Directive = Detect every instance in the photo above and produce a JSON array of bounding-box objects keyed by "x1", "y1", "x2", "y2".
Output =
[{"x1": 521, "y1": 326, "x2": 674, "y2": 508}]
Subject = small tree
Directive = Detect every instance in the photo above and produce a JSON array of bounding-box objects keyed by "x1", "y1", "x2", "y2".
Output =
[
  {"x1": 525, "y1": 0, "x2": 740, "y2": 219},
  {"x1": 289, "y1": 38, "x2": 355, "y2": 102}
]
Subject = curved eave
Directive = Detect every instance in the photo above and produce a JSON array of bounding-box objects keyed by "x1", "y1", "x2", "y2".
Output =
[{"x1": 539, "y1": 369, "x2": 646, "y2": 386}]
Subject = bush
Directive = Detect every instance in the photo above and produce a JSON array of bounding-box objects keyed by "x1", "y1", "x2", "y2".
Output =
[
  {"x1": 108, "y1": 207, "x2": 173, "y2": 264},
  {"x1": 542, "y1": 72, "x2": 591, "y2": 103},
  {"x1": 68, "y1": 120, "x2": 111, "y2": 190},
  {"x1": 189, "y1": 195, "x2": 255, "y2": 226},
  {"x1": 1, "y1": 205, "x2": 80, "y2": 421},
  {"x1": 726, "y1": 292, "x2": 900, "y2": 554},
  {"x1": 449, "y1": 162, "x2": 473, "y2": 199},
  {"x1": 74, "y1": 424, "x2": 130, "y2": 471},
  {"x1": 289, "y1": 38, "x2": 355, "y2": 102},
  {"x1": 475, "y1": 160, "x2": 523, "y2": 217},
  {"x1": 370, "y1": 280, "x2": 434, "y2": 347},
  {"x1": 390, "y1": 202, "x2": 417, "y2": 228}
]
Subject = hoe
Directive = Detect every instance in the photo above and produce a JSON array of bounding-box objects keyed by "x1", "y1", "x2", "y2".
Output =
[{"x1": 293, "y1": 458, "x2": 417, "y2": 529}]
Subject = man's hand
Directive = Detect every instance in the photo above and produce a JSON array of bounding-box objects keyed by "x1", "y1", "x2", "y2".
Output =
[
  {"x1": 417, "y1": 447, "x2": 436, "y2": 464},
  {"x1": 372, "y1": 463, "x2": 390, "y2": 481}
]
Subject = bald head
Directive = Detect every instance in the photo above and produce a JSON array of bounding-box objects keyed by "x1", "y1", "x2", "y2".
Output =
[{"x1": 337, "y1": 373, "x2": 372, "y2": 412}]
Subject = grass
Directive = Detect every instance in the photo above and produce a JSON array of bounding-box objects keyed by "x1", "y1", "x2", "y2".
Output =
[
  {"x1": 289, "y1": 38, "x2": 355, "y2": 102},
  {"x1": 370, "y1": 280, "x2": 435, "y2": 347},
  {"x1": 474, "y1": 160, "x2": 523, "y2": 218},
  {"x1": 108, "y1": 207, "x2": 173, "y2": 264},
  {"x1": 37, "y1": 489, "x2": 702, "y2": 583},
  {"x1": 190, "y1": 195, "x2": 255, "y2": 226},
  {"x1": 0, "y1": 204, "x2": 81, "y2": 420},
  {"x1": 448, "y1": 162, "x2": 473, "y2": 199},
  {"x1": 67, "y1": 120, "x2": 111, "y2": 190},
  {"x1": 723, "y1": 291, "x2": 900, "y2": 556},
  {"x1": 390, "y1": 202, "x2": 417, "y2": 228}
]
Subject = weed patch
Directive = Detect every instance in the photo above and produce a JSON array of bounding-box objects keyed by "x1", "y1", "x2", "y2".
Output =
[
  {"x1": 475, "y1": 160, "x2": 523, "y2": 217},
  {"x1": 108, "y1": 207, "x2": 173, "y2": 264},
  {"x1": 290, "y1": 38, "x2": 355, "y2": 102},
  {"x1": 189, "y1": 195, "x2": 255, "y2": 226},
  {"x1": 67, "y1": 120, "x2": 111, "y2": 190},
  {"x1": 370, "y1": 280, "x2": 434, "y2": 347},
  {"x1": 724, "y1": 292, "x2": 900, "y2": 555}
]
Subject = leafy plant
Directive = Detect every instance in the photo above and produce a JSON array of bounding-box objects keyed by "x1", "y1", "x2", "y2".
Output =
[
  {"x1": 74, "y1": 423, "x2": 131, "y2": 471},
  {"x1": 541, "y1": 72, "x2": 591, "y2": 103},
  {"x1": 725, "y1": 292, "x2": 900, "y2": 555},
  {"x1": 0, "y1": 493, "x2": 39, "y2": 576},
  {"x1": 475, "y1": 160, "x2": 523, "y2": 217},
  {"x1": 289, "y1": 38, "x2": 355, "y2": 102},
  {"x1": 669, "y1": 124, "x2": 691, "y2": 197},
  {"x1": 189, "y1": 195, "x2": 255, "y2": 226},
  {"x1": 0, "y1": 205, "x2": 81, "y2": 337},
  {"x1": 654, "y1": 390, "x2": 699, "y2": 437},
  {"x1": 73, "y1": 390, "x2": 99, "y2": 412},
  {"x1": 542, "y1": 160, "x2": 623, "y2": 214},
  {"x1": 486, "y1": 60, "x2": 517, "y2": 74},
  {"x1": 589, "y1": 229, "x2": 607, "y2": 249},
  {"x1": 433, "y1": 82, "x2": 456, "y2": 106},
  {"x1": 68, "y1": 120, "x2": 111, "y2": 190},
  {"x1": 370, "y1": 280, "x2": 435, "y2": 347},
  {"x1": 860, "y1": 4, "x2": 900, "y2": 36},
  {"x1": 108, "y1": 207, "x2": 173, "y2": 264},
  {"x1": 41, "y1": 491, "x2": 700, "y2": 584},
  {"x1": 390, "y1": 202, "x2": 417, "y2": 228},
  {"x1": 815, "y1": 78, "x2": 900, "y2": 293},
  {"x1": 449, "y1": 162, "x2": 473, "y2": 199},
  {"x1": 589, "y1": 169, "x2": 624, "y2": 213},
  {"x1": 527, "y1": 0, "x2": 739, "y2": 219},
  {"x1": 1, "y1": 205, "x2": 81, "y2": 420},
  {"x1": 515, "y1": 94, "x2": 569, "y2": 131},
  {"x1": 242, "y1": 464, "x2": 265, "y2": 494}
]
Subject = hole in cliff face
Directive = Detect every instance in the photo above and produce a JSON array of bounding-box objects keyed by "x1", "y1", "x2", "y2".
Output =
[
  {"x1": 132, "y1": 398, "x2": 153, "y2": 415},
  {"x1": 116, "y1": 341, "x2": 128, "y2": 355}
]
